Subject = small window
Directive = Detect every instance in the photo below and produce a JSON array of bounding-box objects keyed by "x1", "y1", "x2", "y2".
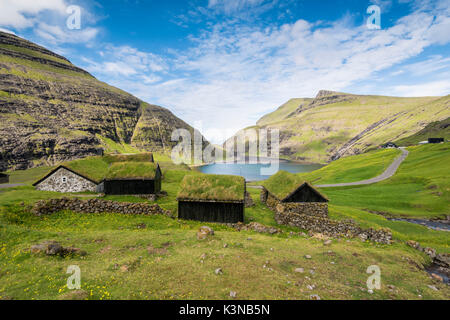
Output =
[{"x1": 62, "y1": 177, "x2": 68, "y2": 183}]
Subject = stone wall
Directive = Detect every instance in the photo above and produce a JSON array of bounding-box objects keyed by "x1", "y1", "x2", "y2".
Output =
[
  {"x1": 261, "y1": 189, "x2": 392, "y2": 244},
  {"x1": 265, "y1": 190, "x2": 328, "y2": 218},
  {"x1": 274, "y1": 210, "x2": 392, "y2": 244},
  {"x1": 35, "y1": 167, "x2": 97, "y2": 193},
  {"x1": 32, "y1": 198, "x2": 173, "y2": 218}
]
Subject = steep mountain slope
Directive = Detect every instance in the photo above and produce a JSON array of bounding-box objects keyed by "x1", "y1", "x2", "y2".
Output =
[
  {"x1": 0, "y1": 32, "x2": 202, "y2": 171},
  {"x1": 226, "y1": 90, "x2": 449, "y2": 163}
]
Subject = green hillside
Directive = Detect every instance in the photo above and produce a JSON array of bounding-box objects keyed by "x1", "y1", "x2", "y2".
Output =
[
  {"x1": 257, "y1": 98, "x2": 312, "y2": 126},
  {"x1": 228, "y1": 91, "x2": 450, "y2": 164},
  {"x1": 395, "y1": 117, "x2": 449, "y2": 146}
]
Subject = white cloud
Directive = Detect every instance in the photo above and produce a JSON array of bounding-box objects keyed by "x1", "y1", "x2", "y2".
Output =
[
  {"x1": 34, "y1": 22, "x2": 99, "y2": 44},
  {"x1": 0, "y1": 0, "x2": 66, "y2": 29},
  {"x1": 208, "y1": 0, "x2": 270, "y2": 14},
  {"x1": 0, "y1": 0, "x2": 100, "y2": 44}
]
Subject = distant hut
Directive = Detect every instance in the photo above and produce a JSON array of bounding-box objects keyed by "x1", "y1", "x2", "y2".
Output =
[
  {"x1": 177, "y1": 174, "x2": 245, "y2": 223},
  {"x1": 261, "y1": 171, "x2": 329, "y2": 218},
  {"x1": 0, "y1": 173, "x2": 9, "y2": 184},
  {"x1": 428, "y1": 138, "x2": 444, "y2": 144},
  {"x1": 33, "y1": 166, "x2": 99, "y2": 193},
  {"x1": 100, "y1": 162, "x2": 162, "y2": 195},
  {"x1": 381, "y1": 142, "x2": 398, "y2": 149}
]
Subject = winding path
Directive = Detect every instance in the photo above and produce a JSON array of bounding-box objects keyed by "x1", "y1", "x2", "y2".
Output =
[
  {"x1": 315, "y1": 148, "x2": 409, "y2": 188},
  {"x1": 247, "y1": 148, "x2": 409, "y2": 189}
]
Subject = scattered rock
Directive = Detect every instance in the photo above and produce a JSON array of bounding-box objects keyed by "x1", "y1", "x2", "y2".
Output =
[
  {"x1": 406, "y1": 240, "x2": 421, "y2": 250},
  {"x1": 430, "y1": 273, "x2": 444, "y2": 282},
  {"x1": 294, "y1": 268, "x2": 304, "y2": 273},
  {"x1": 120, "y1": 265, "x2": 129, "y2": 272},
  {"x1": 230, "y1": 291, "x2": 237, "y2": 298},
  {"x1": 368, "y1": 289, "x2": 374, "y2": 294},
  {"x1": 427, "y1": 285, "x2": 438, "y2": 291},
  {"x1": 229, "y1": 222, "x2": 281, "y2": 235},
  {"x1": 30, "y1": 241, "x2": 86, "y2": 257},
  {"x1": 223, "y1": 244, "x2": 228, "y2": 248},
  {"x1": 147, "y1": 245, "x2": 168, "y2": 256},
  {"x1": 215, "y1": 268, "x2": 223, "y2": 275},
  {"x1": 136, "y1": 223, "x2": 147, "y2": 229},
  {"x1": 323, "y1": 240, "x2": 332, "y2": 246},
  {"x1": 310, "y1": 294, "x2": 321, "y2": 300},
  {"x1": 197, "y1": 226, "x2": 214, "y2": 240},
  {"x1": 424, "y1": 247, "x2": 437, "y2": 259},
  {"x1": 305, "y1": 255, "x2": 312, "y2": 259},
  {"x1": 244, "y1": 192, "x2": 254, "y2": 208}
]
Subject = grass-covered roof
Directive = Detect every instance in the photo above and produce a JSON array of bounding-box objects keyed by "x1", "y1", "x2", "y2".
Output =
[
  {"x1": 105, "y1": 162, "x2": 159, "y2": 180},
  {"x1": 177, "y1": 174, "x2": 245, "y2": 202},
  {"x1": 103, "y1": 153, "x2": 154, "y2": 163},
  {"x1": 262, "y1": 170, "x2": 326, "y2": 201},
  {"x1": 33, "y1": 153, "x2": 157, "y2": 185}
]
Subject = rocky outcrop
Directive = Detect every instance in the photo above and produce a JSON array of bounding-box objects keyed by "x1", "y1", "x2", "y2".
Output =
[
  {"x1": 32, "y1": 198, "x2": 173, "y2": 218},
  {"x1": 0, "y1": 31, "x2": 205, "y2": 171},
  {"x1": 30, "y1": 240, "x2": 87, "y2": 257}
]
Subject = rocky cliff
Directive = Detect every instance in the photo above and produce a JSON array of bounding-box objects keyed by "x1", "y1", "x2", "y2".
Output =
[
  {"x1": 0, "y1": 32, "x2": 202, "y2": 171},
  {"x1": 226, "y1": 90, "x2": 450, "y2": 163}
]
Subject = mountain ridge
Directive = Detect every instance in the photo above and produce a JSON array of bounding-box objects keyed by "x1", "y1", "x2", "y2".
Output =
[{"x1": 227, "y1": 90, "x2": 449, "y2": 163}]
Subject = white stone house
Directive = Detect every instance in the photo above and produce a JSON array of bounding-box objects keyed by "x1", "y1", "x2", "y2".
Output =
[{"x1": 33, "y1": 166, "x2": 99, "y2": 193}]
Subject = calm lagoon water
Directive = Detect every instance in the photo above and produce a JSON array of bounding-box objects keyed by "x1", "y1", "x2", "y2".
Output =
[{"x1": 196, "y1": 161, "x2": 324, "y2": 181}]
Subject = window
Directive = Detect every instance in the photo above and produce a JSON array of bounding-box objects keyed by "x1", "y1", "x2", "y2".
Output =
[{"x1": 62, "y1": 177, "x2": 68, "y2": 183}]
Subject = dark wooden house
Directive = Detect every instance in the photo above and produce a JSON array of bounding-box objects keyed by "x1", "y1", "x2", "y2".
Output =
[
  {"x1": 100, "y1": 162, "x2": 162, "y2": 195},
  {"x1": 428, "y1": 138, "x2": 444, "y2": 144},
  {"x1": 0, "y1": 173, "x2": 9, "y2": 184},
  {"x1": 177, "y1": 174, "x2": 245, "y2": 223}
]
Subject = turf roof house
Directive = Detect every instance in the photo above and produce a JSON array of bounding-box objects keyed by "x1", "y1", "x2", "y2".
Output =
[
  {"x1": 33, "y1": 153, "x2": 158, "y2": 194},
  {"x1": 98, "y1": 162, "x2": 162, "y2": 195},
  {"x1": 33, "y1": 165, "x2": 100, "y2": 193},
  {"x1": 177, "y1": 174, "x2": 245, "y2": 223},
  {"x1": 261, "y1": 171, "x2": 329, "y2": 218}
]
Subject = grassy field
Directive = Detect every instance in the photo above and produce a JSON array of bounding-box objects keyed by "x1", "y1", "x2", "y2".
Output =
[{"x1": 0, "y1": 148, "x2": 449, "y2": 300}]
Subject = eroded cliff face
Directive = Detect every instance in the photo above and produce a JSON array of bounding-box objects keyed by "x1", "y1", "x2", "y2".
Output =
[{"x1": 0, "y1": 32, "x2": 200, "y2": 171}]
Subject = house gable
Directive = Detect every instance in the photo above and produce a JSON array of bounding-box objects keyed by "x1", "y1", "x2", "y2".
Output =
[
  {"x1": 282, "y1": 183, "x2": 328, "y2": 203},
  {"x1": 33, "y1": 166, "x2": 98, "y2": 193}
]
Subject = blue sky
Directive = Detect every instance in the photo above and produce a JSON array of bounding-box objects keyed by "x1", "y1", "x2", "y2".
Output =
[{"x1": 0, "y1": 0, "x2": 449, "y2": 143}]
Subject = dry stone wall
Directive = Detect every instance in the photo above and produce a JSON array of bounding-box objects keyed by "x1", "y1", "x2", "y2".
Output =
[
  {"x1": 261, "y1": 189, "x2": 392, "y2": 244},
  {"x1": 35, "y1": 167, "x2": 97, "y2": 193},
  {"x1": 32, "y1": 198, "x2": 173, "y2": 218},
  {"x1": 265, "y1": 191, "x2": 328, "y2": 218}
]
